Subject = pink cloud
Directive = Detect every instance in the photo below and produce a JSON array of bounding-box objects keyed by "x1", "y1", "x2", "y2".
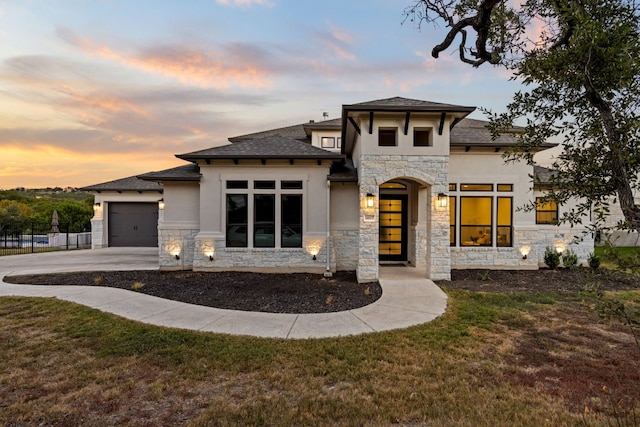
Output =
[{"x1": 57, "y1": 28, "x2": 272, "y2": 89}]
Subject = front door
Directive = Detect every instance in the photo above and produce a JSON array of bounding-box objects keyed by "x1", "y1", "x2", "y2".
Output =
[{"x1": 379, "y1": 194, "x2": 407, "y2": 262}]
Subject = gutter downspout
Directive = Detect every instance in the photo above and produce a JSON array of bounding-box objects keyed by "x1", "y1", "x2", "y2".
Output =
[{"x1": 324, "y1": 179, "x2": 333, "y2": 278}]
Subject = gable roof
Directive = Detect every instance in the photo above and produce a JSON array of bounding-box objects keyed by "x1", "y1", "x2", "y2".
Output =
[
  {"x1": 176, "y1": 136, "x2": 344, "y2": 162},
  {"x1": 138, "y1": 164, "x2": 201, "y2": 182},
  {"x1": 80, "y1": 174, "x2": 163, "y2": 193}
]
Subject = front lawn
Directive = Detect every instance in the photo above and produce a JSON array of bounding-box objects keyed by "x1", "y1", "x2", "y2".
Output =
[{"x1": 1, "y1": 285, "x2": 639, "y2": 426}]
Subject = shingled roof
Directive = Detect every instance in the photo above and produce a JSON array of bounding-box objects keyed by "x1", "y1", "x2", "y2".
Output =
[
  {"x1": 344, "y1": 96, "x2": 476, "y2": 112},
  {"x1": 81, "y1": 174, "x2": 163, "y2": 193},
  {"x1": 228, "y1": 118, "x2": 341, "y2": 143},
  {"x1": 176, "y1": 136, "x2": 345, "y2": 162},
  {"x1": 450, "y1": 118, "x2": 556, "y2": 149},
  {"x1": 138, "y1": 163, "x2": 201, "y2": 182}
]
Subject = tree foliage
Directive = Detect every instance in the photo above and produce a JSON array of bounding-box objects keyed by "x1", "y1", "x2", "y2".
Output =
[
  {"x1": 405, "y1": 0, "x2": 640, "y2": 232},
  {"x1": 0, "y1": 191, "x2": 93, "y2": 232}
]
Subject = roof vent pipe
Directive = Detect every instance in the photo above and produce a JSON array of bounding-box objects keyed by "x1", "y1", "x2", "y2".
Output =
[
  {"x1": 323, "y1": 112, "x2": 328, "y2": 119},
  {"x1": 309, "y1": 119, "x2": 314, "y2": 123}
]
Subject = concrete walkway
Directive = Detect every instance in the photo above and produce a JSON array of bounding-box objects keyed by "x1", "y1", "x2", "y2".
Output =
[{"x1": 0, "y1": 248, "x2": 448, "y2": 339}]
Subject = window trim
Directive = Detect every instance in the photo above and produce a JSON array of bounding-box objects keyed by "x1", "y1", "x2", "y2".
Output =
[
  {"x1": 413, "y1": 128, "x2": 432, "y2": 147},
  {"x1": 320, "y1": 137, "x2": 335, "y2": 148}
]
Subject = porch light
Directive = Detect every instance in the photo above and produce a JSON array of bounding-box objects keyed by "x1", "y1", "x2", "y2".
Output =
[
  {"x1": 175, "y1": 254, "x2": 180, "y2": 260},
  {"x1": 520, "y1": 246, "x2": 530, "y2": 260},
  {"x1": 437, "y1": 193, "x2": 448, "y2": 208},
  {"x1": 204, "y1": 250, "x2": 214, "y2": 261},
  {"x1": 365, "y1": 193, "x2": 375, "y2": 208},
  {"x1": 158, "y1": 199, "x2": 165, "y2": 210},
  {"x1": 555, "y1": 244, "x2": 565, "y2": 254},
  {"x1": 93, "y1": 202, "x2": 101, "y2": 210}
]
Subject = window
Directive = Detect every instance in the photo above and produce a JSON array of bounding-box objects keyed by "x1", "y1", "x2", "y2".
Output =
[
  {"x1": 281, "y1": 180, "x2": 303, "y2": 190},
  {"x1": 449, "y1": 196, "x2": 456, "y2": 246},
  {"x1": 460, "y1": 197, "x2": 492, "y2": 246},
  {"x1": 497, "y1": 197, "x2": 512, "y2": 247},
  {"x1": 225, "y1": 180, "x2": 303, "y2": 248},
  {"x1": 254, "y1": 180, "x2": 275, "y2": 189},
  {"x1": 413, "y1": 128, "x2": 431, "y2": 146},
  {"x1": 254, "y1": 194, "x2": 275, "y2": 247},
  {"x1": 449, "y1": 183, "x2": 457, "y2": 191},
  {"x1": 226, "y1": 194, "x2": 248, "y2": 247},
  {"x1": 379, "y1": 128, "x2": 397, "y2": 146},
  {"x1": 461, "y1": 184, "x2": 493, "y2": 191},
  {"x1": 337, "y1": 137, "x2": 342, "y2": 148},
  {"x1": 497, "y1": 184, "x2": 513, "y2": 192},
  {"x1": 321, "y1": 137, "x2": 335, "y2": 148},
  {"x1": 281, "y1": 195, "x2": 302, "y2": 247},
  {"x1": 226, "y1": 180, "x2": 248, "y2": 189},
  {"x1": 536, "y1": 197, "x2": 558, "y2": 224}
]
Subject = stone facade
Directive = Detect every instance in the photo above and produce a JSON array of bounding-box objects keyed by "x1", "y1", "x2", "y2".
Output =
[
  {"x1": 357, "y1": 154, "x2": 450, "y2": 282},
  {"x1": 188, "y1": 233, "x2": 331, "y2": 273},
  {"x1": 331, "y1": 229, "x2": 359, "y2": 270},
  {"x1": 158, "y1": 226, "x2": 199, "y2": 270},
  {"x1": 451, "y1": 226, "x2": 594, "y2": 268}
]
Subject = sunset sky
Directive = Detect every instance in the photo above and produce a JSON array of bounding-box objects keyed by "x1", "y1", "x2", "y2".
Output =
[{"x1": 0, "y1": 0, "x2": 540, "y2": 189}]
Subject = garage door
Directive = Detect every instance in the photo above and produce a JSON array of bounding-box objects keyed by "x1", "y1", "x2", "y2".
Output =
[{"x1": 108, "y1": 203, "x2": 158, "y2": 247}]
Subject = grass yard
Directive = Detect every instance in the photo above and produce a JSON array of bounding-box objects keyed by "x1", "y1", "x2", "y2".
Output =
[{"x1": 1, "y1": 287, "x2": 639, "y2": 426}]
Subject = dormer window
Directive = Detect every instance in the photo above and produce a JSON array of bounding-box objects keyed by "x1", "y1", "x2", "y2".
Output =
[
  {"x1": 379, "y1": 128, "x2": 397, "y2": 146},
  {"x1": 321, "y1": 137, "x2": 335, "y2": 148}
]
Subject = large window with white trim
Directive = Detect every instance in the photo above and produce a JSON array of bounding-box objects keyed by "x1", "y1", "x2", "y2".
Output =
[{"x1": 226, "y1": 180, "x2": 303, "y2": 248}]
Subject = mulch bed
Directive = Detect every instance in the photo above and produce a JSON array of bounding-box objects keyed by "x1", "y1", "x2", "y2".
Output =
[
  {"x1": 4, "y1": 270, "x2": 382, "y2": 314},
  {"x1": 5, "y1": 267, "x2": 639, "y2": 314},
  {"x1": 436, "y1": 268, "x2": 640, "y2": 293}
]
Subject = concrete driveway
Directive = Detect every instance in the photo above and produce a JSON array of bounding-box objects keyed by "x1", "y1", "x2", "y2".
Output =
[{"x1": 0, "y1": 248, "x2": 448, "y2": 339}]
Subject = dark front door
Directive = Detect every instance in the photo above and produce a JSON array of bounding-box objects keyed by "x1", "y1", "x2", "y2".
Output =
[
  {"x1": 379, "y1": 194, "x2": 407, "y2": 262},
  {"x1": 108, "y1": 202, "x2": 158, "y2": 247}
]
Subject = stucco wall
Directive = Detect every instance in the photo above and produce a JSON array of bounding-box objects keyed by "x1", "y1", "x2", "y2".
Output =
[
  {"x1": 448, "y1": 152, "x2": 594, "y2": 268},
  {"x1": 188, "y1": 161, "x2": 334, "y2": 273},
  {"x1": 158, "y1": 182, "x2": 200, "y2": 269}
]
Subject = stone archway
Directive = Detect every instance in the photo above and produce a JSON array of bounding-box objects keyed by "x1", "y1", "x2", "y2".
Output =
[{"x1": 356, "y1": 155, "x2": 451, "y2": 282}]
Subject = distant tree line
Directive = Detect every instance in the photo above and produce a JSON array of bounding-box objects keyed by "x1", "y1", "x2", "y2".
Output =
[{"x1": 0, "y1": 189, "x2": 94, "y2": 233}]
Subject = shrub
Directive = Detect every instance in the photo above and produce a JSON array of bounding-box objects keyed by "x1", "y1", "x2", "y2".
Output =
[
  {"x1": 544, "y1": 246, "x2": 560, "y2": 270},
  {"x1": 588, "y1": 253, "x2": 601, "y2": 270},
  {"x1": 562, "y1": 249, "x2": 578, "y2": 268}
]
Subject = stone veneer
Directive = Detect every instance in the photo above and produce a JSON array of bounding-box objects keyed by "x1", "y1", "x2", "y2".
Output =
[
  {"x1": 158, "y1": 227, "x2": 199, "y2": 270},
  {"x1": 90, "y1": 218, "x2": 104, "y2": 249},
  {"x1": 451, "y1": 226, "x2": 594, "y2": 268},
  {"x1": 189, "y1": 234, "x2": 333, "y2": 273},
  {"x1": 357, "y1": 155, "x2": 450, "y2": 282},
  {"x1": 331, "y1": 229, "x2": 359, "y2": 270}
]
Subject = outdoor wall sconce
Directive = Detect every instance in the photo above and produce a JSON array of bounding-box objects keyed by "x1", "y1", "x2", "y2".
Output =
[
  {"x1": 158, "y1": 199, "x2": 165, "y2": 210},
  {"x1": 437, "y1": 193, "x2": 448, "y2": 208},
  {"x1": 206, "y1": 253, "x2": 214, "y2": 261},
  {"x1": 312, "y1": 254, "x2": 317, "y2": 261},
  {"x1": 519, "y1": 246, "x2": 530, "y2": 260},
  {"x1": 555, "y1": 245, "x2": 564, "y2": 254},
  {"x1": 174, "y1": 254, "x2": 180, "y2": 260},
  {"x1": 365, "y1": 193, "x2": 375, "y2": 208},
  {"x1": 93, "y1": 202, "x2": 101, "y2": 210}
]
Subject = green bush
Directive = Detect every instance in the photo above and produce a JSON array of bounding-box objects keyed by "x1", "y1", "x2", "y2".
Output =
[
  {"x1": 544, "y1": 246, "x2": 560, "y2": 270},
  {"x1": 561, "y1": 249, "x2": 578, "y2": 268},
  {"x1": 588, "y1": 252, "x2": 601, "y2": 270}
]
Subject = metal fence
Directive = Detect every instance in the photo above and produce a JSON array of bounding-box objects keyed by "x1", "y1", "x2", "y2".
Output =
[{"x1": 0, "y1": 222, "x2": 92, "y2": 256}]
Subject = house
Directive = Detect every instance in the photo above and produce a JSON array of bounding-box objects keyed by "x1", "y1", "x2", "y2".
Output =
[{"x1": 83, "y1": 97, "x2": 594, "y2": 282}]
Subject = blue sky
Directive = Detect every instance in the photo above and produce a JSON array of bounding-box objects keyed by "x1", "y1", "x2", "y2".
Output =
[{"x1": 0, "y1": 0, "x2": 531, "y2": 188}]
